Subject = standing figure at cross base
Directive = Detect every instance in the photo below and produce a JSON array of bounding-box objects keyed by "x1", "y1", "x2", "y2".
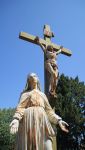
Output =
[
  {"x1": 35, "y1": 36, "x2": 63, "y2": 97},
  {"x1": 10, "y1": 73, "x2": 69, "y2": 150}
]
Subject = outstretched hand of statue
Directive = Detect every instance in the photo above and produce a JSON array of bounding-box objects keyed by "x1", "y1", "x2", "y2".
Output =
[
  {"x1": 58, "y1": 120, "x2": 69, "y2": 133},
  {"x1": 60, "y1": 45, "x2": 63, "y2": 49},
  {"x1": 35, "y1": 36, "x2": 40, "y2": 44},
  {"x1": 10, "y1": 119, "x2": 19, "y2": 134}
]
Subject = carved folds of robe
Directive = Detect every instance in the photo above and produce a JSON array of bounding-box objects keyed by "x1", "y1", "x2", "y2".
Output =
[{"x1": 13, "y1": 89, "x2": 61, "y2": 150}]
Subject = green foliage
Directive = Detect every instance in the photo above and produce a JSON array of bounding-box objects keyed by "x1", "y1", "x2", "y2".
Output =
[
  {"x1": 55, "y1": 74, "x2": 85, "y2": 149},
  {"x1": 0, "y1": 108, "x2": 16, "y2": 150}
]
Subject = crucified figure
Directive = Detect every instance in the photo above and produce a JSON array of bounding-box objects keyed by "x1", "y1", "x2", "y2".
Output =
[{"x1": 35, "y1": 36, "x2": 63, "y2": 96}]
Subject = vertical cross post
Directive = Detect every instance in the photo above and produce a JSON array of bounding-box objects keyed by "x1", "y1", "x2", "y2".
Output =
[{"x1": 43, "y1": 25, "x2": 54, "y2": 96}]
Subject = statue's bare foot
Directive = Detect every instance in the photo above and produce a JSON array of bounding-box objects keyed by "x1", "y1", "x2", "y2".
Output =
[{"x1": 49, "y1": 90, "x2": 57, "y2": 97}]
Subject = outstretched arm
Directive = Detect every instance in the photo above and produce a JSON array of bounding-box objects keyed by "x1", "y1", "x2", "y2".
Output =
[
  {"x1": 10, "y1": 93, "x2": 29, "y2": 134},
  {"x1": 44, "y1": 94, "x2": 62, "y2": 124},
  {"x1": 13, "y1": 93, "x2": 29, "y2": 120},
  {"x1": 56, "y1": 46, "x2": 63, "y2": 55},
  {"x1": 35, "y1": 36, "x2": 46, "y2": 53},
  {"x1": 44, "y1": 94, "x2": 69, "y2": 133}
]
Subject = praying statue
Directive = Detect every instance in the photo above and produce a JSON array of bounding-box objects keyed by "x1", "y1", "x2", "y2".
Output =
[
  {"x1": 10, "y1": 73, "x2": 69, "y2": 150},
  {"x1": 35, "y1": 36, "x2": 63, "y2": 96}
]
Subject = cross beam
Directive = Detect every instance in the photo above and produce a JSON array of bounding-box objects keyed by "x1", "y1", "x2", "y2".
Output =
[
  {"x1": 19, "y1": 28, "x2": 72, "y2": 56},
  {"x1": 19, "y1": 24, "x2": 72, "y2": 95}
]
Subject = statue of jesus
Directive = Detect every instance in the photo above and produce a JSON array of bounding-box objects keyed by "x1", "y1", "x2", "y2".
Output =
[{"x1": 35, "y1": 36, "x2": 63, "y2": 96}]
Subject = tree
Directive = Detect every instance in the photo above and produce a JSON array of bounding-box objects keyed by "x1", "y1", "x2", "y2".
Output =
[
  {"x1": 0, "y1": 108, "x2": 16, "y2": 150},
  {"x1": 55, "y1": 74, "x2": 85, "y2": 150}
]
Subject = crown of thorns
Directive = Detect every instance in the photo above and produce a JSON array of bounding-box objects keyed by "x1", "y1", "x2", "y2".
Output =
[{"x1": 47, "y1": 45, "x2": 53, "y2": 50}]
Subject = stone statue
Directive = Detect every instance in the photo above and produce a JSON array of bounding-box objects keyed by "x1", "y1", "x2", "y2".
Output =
[
  {"x1": 35, "y1": 36, "x2": 63, "y2": 96},
  {"x1": 10, "y1": 73, "x2": 69, "y2": 150}
]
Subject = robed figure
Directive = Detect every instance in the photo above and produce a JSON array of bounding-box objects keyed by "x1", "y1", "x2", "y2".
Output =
[{"x1": 10, "y1": 73, "x2": 69, "y2": 150}]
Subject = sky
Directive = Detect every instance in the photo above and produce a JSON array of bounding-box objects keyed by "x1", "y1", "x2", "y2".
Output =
[{"x1": 0, "y1": 0, "x2": 85, "y2": 108}]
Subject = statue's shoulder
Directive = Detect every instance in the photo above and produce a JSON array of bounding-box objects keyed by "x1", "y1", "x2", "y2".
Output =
[
  {"x1": 39, "y1": 91, "x2": 47, "y2": 99},
  {"x1": 21, "y1": 91, "x2": 30, "y2": 98}
]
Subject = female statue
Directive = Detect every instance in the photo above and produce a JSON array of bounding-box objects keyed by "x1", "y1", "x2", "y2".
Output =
[{"x1": 10, "y1": 73, "x2": 68, "y2": 150}]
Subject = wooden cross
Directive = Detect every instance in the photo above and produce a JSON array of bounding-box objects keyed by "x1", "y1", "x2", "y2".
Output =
[
  {"x1": 19, "y1": 24, "x2": 72, "y2": 95},
  {"x1": 19, "y1": 25, "x2": 72, "y2": 150}
]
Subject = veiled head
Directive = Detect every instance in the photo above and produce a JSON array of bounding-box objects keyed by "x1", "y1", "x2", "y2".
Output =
[
  {"x1": 22, "y1": 73, "x2": 41, "y2": 93},
  {"x1": 47, "y1": 45, "x2": 53, "y2": 51}
]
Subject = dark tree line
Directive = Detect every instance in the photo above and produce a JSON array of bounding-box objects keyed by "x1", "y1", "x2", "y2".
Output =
[
  {"x1": 56, "y1": 74, "x2": 85, "y2": 150},
  {"x1": 0, "y1": 74, "x2": 85, "y2": 150}
]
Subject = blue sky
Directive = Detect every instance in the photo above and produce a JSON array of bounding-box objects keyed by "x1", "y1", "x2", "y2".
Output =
[{"x1": 0, "y1": 0, "x2": 85, "y2": 108}]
